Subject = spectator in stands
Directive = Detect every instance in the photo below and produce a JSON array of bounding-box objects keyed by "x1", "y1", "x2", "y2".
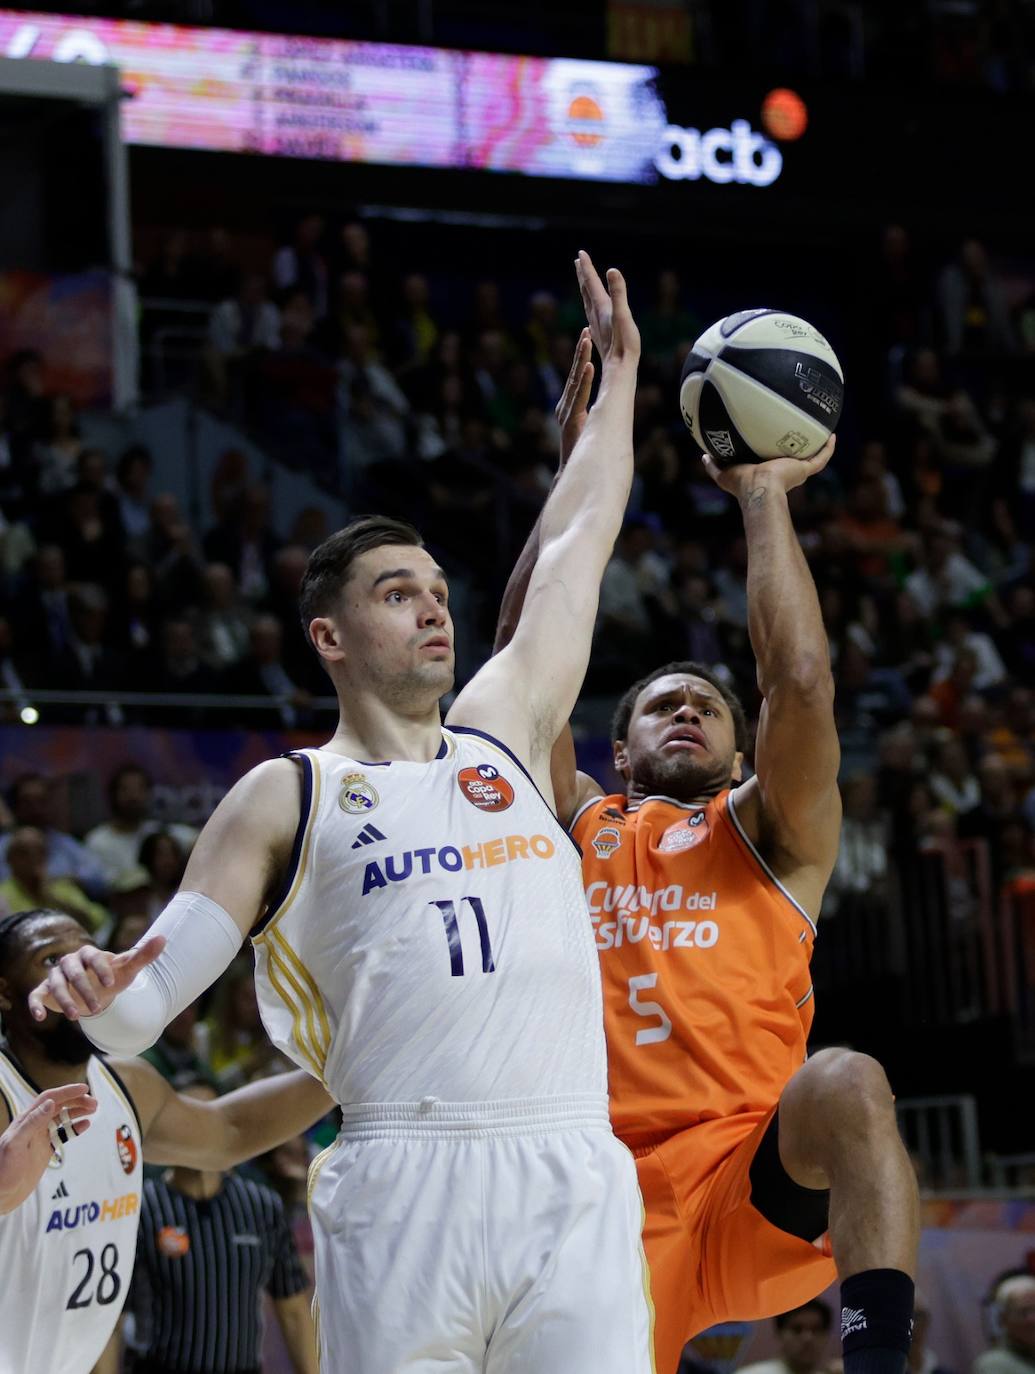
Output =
[
  {"x1": 14, "y1": 544, "x2": 72, "y2": 664},
  {"x1": 147, "y1": 491, "x2": 205, "y2": 609},
  {"x1": 273, "y1": 212, "x2": 328, "y2": 318},
  {"x1": 206, "y1": 272, "x2": 281, "y2": 410},
  {"x1": 0, "y1": 772, "x2": 108, "y2": 897},
  {"x1": 116, "y1": 561, "x2": 160, "y2": 657},
  {"x1": 34, "y1": 394, "x2": 83, "y2": 495},
  {"x1": 835, "y1": 476, "x2": 915, "y2": 582},
  {"x1": 320, "y1": 269, "x2": 382, "y2": 359},
  {"x1": 930, "y1": 734, "x2": 982, "y2": 818},
  {"x1": 4, "y1": 348, "x2": 48, "y2": 459},
  {"x1": 228, "y1": 614, "x2": 311, "y2": 729},
  {"x1": 391, "y1": 272, "x2": 438, "y2": 374},
  {"x1": 594, "y1": 515, "x2": 674, "y2": 684},
  {"x1": 929, "y1": 646, "x2": 981, "y2": 730},
  {"x1": 85, "y1": 763, "x2": 196, "y2": 886},
  {"x1": 871, "y1": 223, "x2": 931, "y2": 350},
  {"x1": 336, "y1": 323, "x2": 411, "y2": 484},
  {"x1": 932, "y1": 612, "x2": 1008, "y2": 692},
  {"x1": 737, "y1": 1300, "x2": 835, "y2": 1374},
  {"x1": 141, "y1": 617, "x2": 222, "y2": 723},
  {"x1": 52, "y1": 477, "x2": 125, "y2": 593},
  {"x1": 203, "y1": 482, "x2": 280, "y2": 605},
  {"x1": 0, "y1": 614, "x2": 34, "y2": 717},
  {"x1": 49, "y1": 583, "x2": 125, "y2": 724},
  {"x1": 640, "y1": 269, "x2": 699, "y2": 363},
  {"x1": 196, "y1": 562, "x2": 251, "y2": 671},
  {"x1": 938, "y1": 239, "x2": 1016, "y2": 356},
  {"x1": 138, "y1": 829, "x2": 187, "y2": 922},
  {"x1": 198, "y1": 960, "x2": 286, "y2": 1089},
  {"x1": 140, "y1": 1001, "x2": 213, "y2": 1090},
  {"x1": 826, "y1": 773, "x2": 890, "y2": 916},
  {"x1": 835, "y1": 638, "x2": 914, "y2": 773},
  {"x1": 0, "y1": 825, "x2": 108, "y2": 932},
  {"x1": 114, "y1": 444, "x2": 154, "y2": 550},
  {"x1": 264, "y1": 545, "x2": 320, "y2": 689},
  {"x1": 974, "y1": 1274, "x2": 1035, "y2": 1374},
  {"x1": 905, "y1": 525, "x2": 994, "y2": 619}
]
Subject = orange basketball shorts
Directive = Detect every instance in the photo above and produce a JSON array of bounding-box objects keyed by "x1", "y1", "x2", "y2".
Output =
[{"x1": 632, "y1": 1107, "x2": 837, "y2": 1374}]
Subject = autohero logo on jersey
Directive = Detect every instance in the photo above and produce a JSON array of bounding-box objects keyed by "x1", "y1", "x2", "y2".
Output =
[
  {"x1": 46, "y1": 1190, "x2": 140, "y2": 1233},
  {"x1": 457, "y1": 763, "x2": 514, "y2": 812},
  {"x1": 586, "y1": 880, "x2": 720, "y2": 952},
  {"x1": 362, "y1": 832, "x2": 555, "y2": 895}
]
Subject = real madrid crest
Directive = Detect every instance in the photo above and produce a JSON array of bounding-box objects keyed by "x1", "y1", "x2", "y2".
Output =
[{"x1": 339, "y1": 773, "x2": 379, "y2": 814}]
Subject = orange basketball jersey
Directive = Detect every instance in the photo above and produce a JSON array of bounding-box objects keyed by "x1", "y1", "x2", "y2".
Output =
[{"x1": 572, "y1": 788, "x2": 817, "y2": 1147}]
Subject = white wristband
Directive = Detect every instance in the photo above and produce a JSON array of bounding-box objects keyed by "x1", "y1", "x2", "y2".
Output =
[{"x1": 81, "y1": 891, "x2": 243, "y2": 1056}]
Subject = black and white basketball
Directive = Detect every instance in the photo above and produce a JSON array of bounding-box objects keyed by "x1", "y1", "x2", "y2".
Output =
[{"x1": 679, "y1": 309, "x2": 844, "y2": 467}]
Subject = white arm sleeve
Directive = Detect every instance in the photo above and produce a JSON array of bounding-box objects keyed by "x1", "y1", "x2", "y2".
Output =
[{"x1": 80, "y1": 891, "x2": 244, "y2": 1056}]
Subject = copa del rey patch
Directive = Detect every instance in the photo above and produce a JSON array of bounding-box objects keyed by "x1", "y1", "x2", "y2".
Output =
[{"x1": 658, "y1": 810, "x2": 709, "y2": 853}]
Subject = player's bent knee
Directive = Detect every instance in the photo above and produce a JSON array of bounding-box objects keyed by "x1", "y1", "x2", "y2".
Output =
[{"x1": 784, "y1": 1048, "x2": 894, "y2": 1133}]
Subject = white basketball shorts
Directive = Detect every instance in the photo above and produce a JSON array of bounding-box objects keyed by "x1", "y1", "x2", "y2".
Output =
[{"x1": 307, "y1": 1094, "x2": 655, "y2": 1372}]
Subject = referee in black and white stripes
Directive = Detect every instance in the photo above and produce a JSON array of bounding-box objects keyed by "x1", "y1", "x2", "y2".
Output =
[{"x1": 127, "y1": 1080, "x2": 318, "y2": 1374}]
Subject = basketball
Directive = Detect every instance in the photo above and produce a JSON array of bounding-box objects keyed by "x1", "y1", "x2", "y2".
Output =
[{"x1": 679, "y1": 309, "x2": 844, "y2": 467}]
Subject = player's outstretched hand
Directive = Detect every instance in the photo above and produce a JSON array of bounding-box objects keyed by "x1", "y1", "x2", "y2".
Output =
[
  {"x1": 27, "y1": 934, "x2": 166, "y2": 1024},
  {"x1": 701, "y1": 433, "x2": 836, "y2": 499},
  {"x1": 574, "y1": 250, "x2": 640, "y2": 367},
  {"x1": 0, "y1": 1083, "x2": 97, "y2": 1214},
  {"x1": 557, "y1": 328, "x2": 594, "y2": 468}
]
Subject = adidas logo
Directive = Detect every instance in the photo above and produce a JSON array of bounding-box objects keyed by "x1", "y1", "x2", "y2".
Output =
[
  {"x1": 351, "y1": 824, "x2": 386, "y2": 849},
  {"x1": 841, "y1": 1308, "x2": 868, "y2": 1339},
  {"x1": 51, "y1": 1181, "x2": 70, "y2": 1200}
]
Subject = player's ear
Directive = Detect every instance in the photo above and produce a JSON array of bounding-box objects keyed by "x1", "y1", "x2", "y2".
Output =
[
  {"x1": 613, "y1": 739, "x2": 630, "y2": 778},
  {"x1": 731, "y1": 751, "x2": 744, "y2": 783},
  {"x1": 309, "y1": 616, "x2": 346, "y2": 663},
  {"x1": 0, "y1": 976, "x2": 11, "y2": 1014}
]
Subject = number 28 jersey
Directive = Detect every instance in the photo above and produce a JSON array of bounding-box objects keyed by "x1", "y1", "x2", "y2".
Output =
[
  {"x1": 251, "y1": 730, "x2": 606, "y2": 1108},
  {"x1": 0, "y1": 1050, "x2": 143, "y2": 1374}
]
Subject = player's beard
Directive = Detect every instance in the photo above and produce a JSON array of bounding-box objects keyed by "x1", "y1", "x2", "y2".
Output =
[
  {"x1": 35, "y1": 1016, "x2": 93, "y2": 1065},
  {"x1": 368, "y1": 646, "x2": 455, "y2": 711},
  {"x1": 631, "y1": 747, "x2": 733, "y2": 803}
]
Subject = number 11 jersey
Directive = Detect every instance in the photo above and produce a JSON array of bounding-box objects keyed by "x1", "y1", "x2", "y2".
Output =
[{"x1": 251, "y1": 730, "x2": 607, "y2": 1108}]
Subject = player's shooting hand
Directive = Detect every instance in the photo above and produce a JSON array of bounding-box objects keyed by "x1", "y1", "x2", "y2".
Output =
[
  {"x1": 27, "y1": 934, "x2": 166, "y2": 1024},
  {"x1": 575, "y1": 251, "x2": 640, "y2": 367},
  {"x1": 0, "y1": 1083, "x2": 97, "y2": 1214},
  {"x1": 701, "y1": 434, "x2": 836, "y2": 500},
  {"x1": 556, "y1": 328, "x2": 594, "y2": 468}
]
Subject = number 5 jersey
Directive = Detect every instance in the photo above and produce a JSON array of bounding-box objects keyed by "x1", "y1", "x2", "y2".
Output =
[
  {"x1": 0, "y1": 1049, "x2": 143, "y2": 1374},
  {"x1": 251, "y1": 731, "x2": 607, "y2": 1107}
]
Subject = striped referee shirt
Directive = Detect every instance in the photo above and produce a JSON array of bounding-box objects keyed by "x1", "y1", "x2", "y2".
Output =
[{"x1": 130, "y1": 1171, "x2": 308, "y2": 1373}]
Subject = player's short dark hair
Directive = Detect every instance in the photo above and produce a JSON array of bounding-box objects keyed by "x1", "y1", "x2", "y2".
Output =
[
  {"x1": 775, "y1": 1299, "x2": 832, "y2": 1331},
  {"x1": 0, "y1": 909, "x2": 52, "y2": 971},
  {"x1": 297, "y1": 514, "x2": 425, "y2": 642},
  {"x1": 611, "y1": 661, "x2": 749, "y2": 752}
]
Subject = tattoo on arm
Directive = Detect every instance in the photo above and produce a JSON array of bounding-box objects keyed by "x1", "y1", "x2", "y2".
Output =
[{"x1": 742, "y1": 485, "x2": 768, "y2": 511}]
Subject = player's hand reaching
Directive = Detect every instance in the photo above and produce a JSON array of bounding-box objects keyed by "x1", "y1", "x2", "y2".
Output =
[
  {"x1": 574, "y1": 250, "x2": 640, "y2": 367},
  {"x1": 27, "y1": 935, "x2": 166, "y2": 1024},
  {"x1": 701, "y1": 433, "x2": 836, "y2": 500},
  {"x1": 0, "y1": 1083, "x2": 97, "y2": 1214},
  {"x1": 557, "y1": 328, "x2": 594, "y2": 468}
]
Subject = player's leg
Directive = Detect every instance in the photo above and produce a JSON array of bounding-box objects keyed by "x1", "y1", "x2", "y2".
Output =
[
  {"x1": 635, "y1": 1143, "x2": 701, "y2": 1374},
  {"x1": 308, "y1": 1137, "x2": 486, "y2": 1373},
  {"x1": 776, "y1": 1049, "x2": 919, "y2": 1374},
  {"x1": 484, "y1": 1127, "x2": 654, "y2": 1374},
  {"x1": 652, "y1": 1112, "x2": 836, "y2": 1373}
]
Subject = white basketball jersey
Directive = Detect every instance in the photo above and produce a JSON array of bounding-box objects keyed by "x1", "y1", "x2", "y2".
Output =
[
  {"x1": 252, "y1": 729, "x2": 607, "y2": 1106},
  {"x1": 0, "y1": 1050, "x2": 143, "y2": 1374}
]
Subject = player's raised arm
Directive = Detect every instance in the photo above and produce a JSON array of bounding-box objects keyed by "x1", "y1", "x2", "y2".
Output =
[
  {"x1": 702, "y1": 441, "x2": 842, "y2": 909},
  {"x1": 492, "y1": 328, "x2": 605, "y2": 825},
  {"x1": 110, "y1": 1057, "x2": 332, "y2": 1171},
  {"x1": 450, "y1": 252, "x2": 639, "y2": 786},
  {"x1": 26, "y1": 758, "x2": 301, "y2": 1055}
]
